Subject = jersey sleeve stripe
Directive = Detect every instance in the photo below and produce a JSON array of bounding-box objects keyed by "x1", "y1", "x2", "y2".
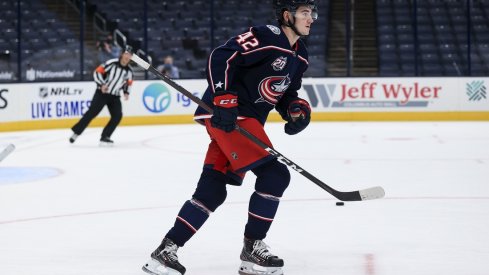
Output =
[
  {"x1": 225, "y1": 51, "x2": 239, "y2": 91},
  {"x1": 297, "y1": 55, "x2": 309, "y2": 65},
  {"x1": 207, "y1": 48, "x2": 217, "y2": 93}
]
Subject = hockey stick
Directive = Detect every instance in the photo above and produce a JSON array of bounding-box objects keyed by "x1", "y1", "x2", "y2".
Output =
[
  {"x1": 130, "y1": 53, "x2": 385, "y2": 201},
  {"x1": 0, "y1": 143, "x2": 15, "y2": 163}
]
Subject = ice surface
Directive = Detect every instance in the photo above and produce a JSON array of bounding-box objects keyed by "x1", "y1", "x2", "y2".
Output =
[{"x1": 1, "y1": 121, "x2": 488, "y2": 275}]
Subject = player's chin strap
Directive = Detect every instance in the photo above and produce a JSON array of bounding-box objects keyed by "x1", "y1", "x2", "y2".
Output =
[{"x1": 284, "y1": 16, "x2": 305, "y2": 37}]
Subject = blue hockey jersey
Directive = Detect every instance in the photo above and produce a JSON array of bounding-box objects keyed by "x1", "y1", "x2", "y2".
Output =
[{"x1": 194, "y1": 24, "x2": 310, "y2": 125}]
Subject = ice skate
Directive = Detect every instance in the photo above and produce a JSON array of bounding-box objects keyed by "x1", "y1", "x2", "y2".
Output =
[
  {"x1": 69, "y1": 133, "x2": 78, "y2": 143},
  {"x1": 142, "y1": 238, "x2": 186, "y2": 275},
  {"x1": 99, "y1": 136, "x2": 114, "y2": 147},
  {"x1": 238, "y1": 238, "x2": 284, "y2": 275}
]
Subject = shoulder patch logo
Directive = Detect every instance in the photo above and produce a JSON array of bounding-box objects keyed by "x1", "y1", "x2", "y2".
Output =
[
  {"x1": 272, "y1": 56, "x2": 287, "y2": 71},
  {"x1": 266, "y1": 25, "x2": 281, "y2": 35}
]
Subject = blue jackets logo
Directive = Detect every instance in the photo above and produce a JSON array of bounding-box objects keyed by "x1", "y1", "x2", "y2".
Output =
[
  {"x1": 143, "y1": 83, "x2": 171, "y2": 113},
  {"x1": 255, "y1": 75, "x2": 291, "y2": 105}
]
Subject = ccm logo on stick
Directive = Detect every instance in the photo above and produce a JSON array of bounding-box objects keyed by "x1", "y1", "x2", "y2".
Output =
[{"x1": 265, "y1": 148, "x2": 304, "y2": 173}]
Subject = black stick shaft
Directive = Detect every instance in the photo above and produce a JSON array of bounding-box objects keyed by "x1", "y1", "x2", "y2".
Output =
[{"x1": 131, "y1": 54, "x2": 381, "y2": 201}]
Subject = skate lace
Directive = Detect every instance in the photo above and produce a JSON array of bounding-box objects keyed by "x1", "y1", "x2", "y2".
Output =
[
  {"x1": 162, "y1": 242, "x2": 179, "y2": 262},
  {"x1": 251, "y1": 240, "x2": 274, "y2": 260}
]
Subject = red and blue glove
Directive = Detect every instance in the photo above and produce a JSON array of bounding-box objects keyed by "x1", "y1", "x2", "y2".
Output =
[
  {"x1": 284, "y1": 99, "x2": 311, "y2": 135},
  {"x1": 210, "y1": 90, "x2": 238, "y2": 132}
]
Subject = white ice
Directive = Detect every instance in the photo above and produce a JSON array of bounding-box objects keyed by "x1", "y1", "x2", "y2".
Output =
[{"x1": 1, "y1": 121, "x2": 489, "y2": 275}]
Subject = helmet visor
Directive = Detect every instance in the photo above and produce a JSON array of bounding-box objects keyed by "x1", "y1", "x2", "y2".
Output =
[{"x1": 292, "y1": 5, "x2": 318, "y2": 20}]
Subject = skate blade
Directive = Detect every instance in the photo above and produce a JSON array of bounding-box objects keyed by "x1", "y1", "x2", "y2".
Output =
[
  {"x1": 142, "y1": 258, "x2": 182, "y2": 275},
  {"x1": 238, "y1": 261, "x2": 284, "y2": 275},
  {"x1": 99, "y1": 142, "x2": 114, "y2": 147}
]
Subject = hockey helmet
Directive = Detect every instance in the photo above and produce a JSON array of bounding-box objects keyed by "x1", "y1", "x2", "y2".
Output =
[{"x1": 273, "y1": 0, "x2": 318, "y2": 25}]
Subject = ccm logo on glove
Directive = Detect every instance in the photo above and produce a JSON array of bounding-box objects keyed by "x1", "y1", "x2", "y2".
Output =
[
  {"x1": 213, "y1": 94, "x2": 238, "y2": 108},
  {"x1": 211, "y1": 91, "x2": 239, "y2": 133}
]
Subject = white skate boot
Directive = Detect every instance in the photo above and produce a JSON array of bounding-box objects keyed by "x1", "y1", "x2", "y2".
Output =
[
  {"x1": 238, "y1": 238, "x2": 284, "y2": 275},
  {"x1": 142, "y1": 238, "x2": 186, "y2": 275}
]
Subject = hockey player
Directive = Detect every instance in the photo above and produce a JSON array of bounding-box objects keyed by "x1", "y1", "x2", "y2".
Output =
[{"x1": 142, "y1": 1, "x2": 317, "y2": 274}]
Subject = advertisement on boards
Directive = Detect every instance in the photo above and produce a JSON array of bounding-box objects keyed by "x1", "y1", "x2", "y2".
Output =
[
  {"x1": 125, "y1": 80, "x2": 205, "y2": 116},
  {"x1": 0, "y1": 77, "x2": 487, "y2": 126},
  {"x1": 460, "y1": 79, "x2": 488, "y2": 110},
  {"x1": 0, "y1": 80, "x2": 206, "y2": 124},
  {"x1": 301, "y1": 77, "x2": 489, "y2": 112}
]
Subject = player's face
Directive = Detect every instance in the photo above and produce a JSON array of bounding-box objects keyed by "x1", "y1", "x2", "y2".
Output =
[
  {"x1": 293, "y1": 5, "x2": 316, "y2": 35},
  {"x1": 120, "y1": 52, "x2": 132, "y2": 66}
]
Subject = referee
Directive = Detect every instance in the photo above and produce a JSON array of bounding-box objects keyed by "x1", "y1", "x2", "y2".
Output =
[{"x1": 69, "y1": 46, "x2": 134, "y2": 146}]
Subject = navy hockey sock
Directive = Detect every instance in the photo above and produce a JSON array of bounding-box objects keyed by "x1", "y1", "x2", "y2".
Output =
[
  {"x1": 245, "y1": 160, "x2": 290, "y2": 240},
  {"x1": 166, "y1": 169, "x2": 228, "y2": 247},
  {"x1": 166, "y1": 199, "x2": 210, "y2": 247},
  {"x1": 245, "y1": 191, "x2": 281, "y2": 240}
]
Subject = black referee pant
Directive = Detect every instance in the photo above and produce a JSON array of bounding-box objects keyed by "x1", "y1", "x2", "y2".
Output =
[{"x1": 72, "y1": 90, "x2": 123, "y2": 139}]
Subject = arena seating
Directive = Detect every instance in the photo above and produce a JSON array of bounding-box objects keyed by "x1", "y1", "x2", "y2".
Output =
[
  {"x1": 376, "y1": 0, "x2": 489, "y2": 76},
  {"x1": 1, "y1": 0, "x2": 487, "y2": 81},
  {"x1": 0, "y1": 0, "x2": 97, "y2": 80},
  {"x1": 90, "y1": 0, "x2": 330, "y2": 78}
]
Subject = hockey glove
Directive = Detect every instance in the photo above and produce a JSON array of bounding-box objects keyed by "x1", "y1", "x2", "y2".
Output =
[
  {"x1": 211, "y1": 90, "x2": 238, "y2": 132},
  {"x1": 284, "y1": 99, "x2": 311, "y2": 135}
]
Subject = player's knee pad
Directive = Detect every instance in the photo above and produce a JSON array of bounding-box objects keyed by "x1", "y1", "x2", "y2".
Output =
[
  {"x1": 252, "y1": 159, "x2": 290, "y2": 197},
  {"x1": 192, "y1": 169, "x2": 228, "y2": 212}
]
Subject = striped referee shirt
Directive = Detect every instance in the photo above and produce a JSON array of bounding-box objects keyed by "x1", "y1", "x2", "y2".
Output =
[{"x1": 93, "y1": 58, "x2": 134, "y2": 96}]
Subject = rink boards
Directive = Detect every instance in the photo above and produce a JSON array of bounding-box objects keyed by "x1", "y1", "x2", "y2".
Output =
[{"x1": 0, "y1": 77, "x2": 488, "y2": 131}]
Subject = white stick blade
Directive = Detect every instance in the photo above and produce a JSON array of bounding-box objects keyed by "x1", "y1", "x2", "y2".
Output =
[
  {"x1": 359, "y1": 186, "x2": 385, "y2": 200},
  {"x1": 0, "y1": 144, "x2": 15, "y2": 162},
  {"x1": 130, "y1": 54, "x2": 150, "y2": 70}
]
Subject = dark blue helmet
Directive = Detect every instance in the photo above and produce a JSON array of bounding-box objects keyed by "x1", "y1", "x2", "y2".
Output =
[{"x1": 273, "y1": 0, "x2": 318, "y2": 25}]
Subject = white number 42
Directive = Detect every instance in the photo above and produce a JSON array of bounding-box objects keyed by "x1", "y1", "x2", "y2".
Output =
[{"x1": 236, "y1": 31, "x2": 259, "y2": 51}]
